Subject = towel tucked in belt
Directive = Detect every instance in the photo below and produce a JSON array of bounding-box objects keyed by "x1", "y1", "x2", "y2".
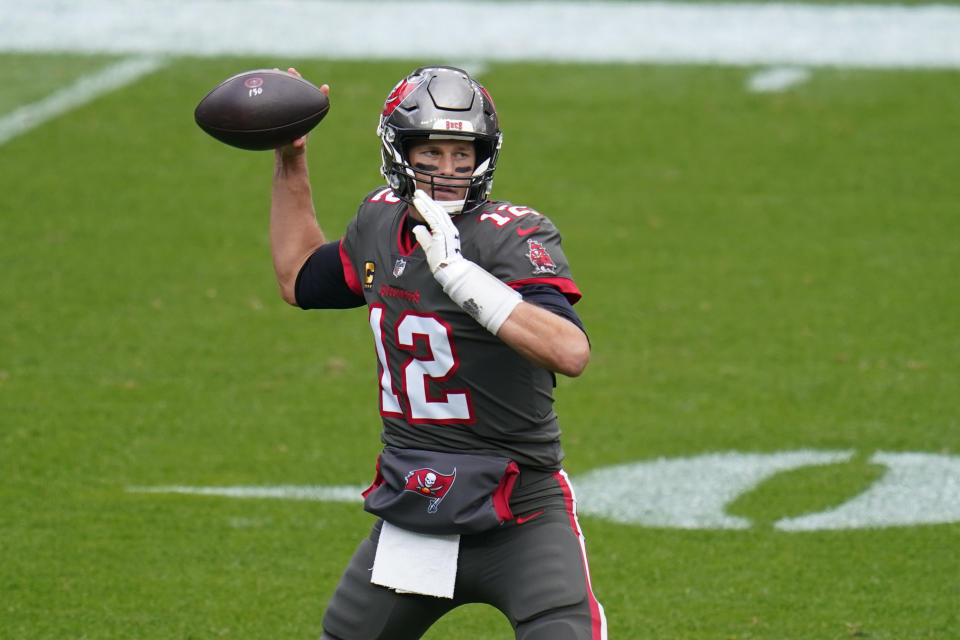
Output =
[{"x1": 371, "y1": 520, "x2": 460, "y2": 598}]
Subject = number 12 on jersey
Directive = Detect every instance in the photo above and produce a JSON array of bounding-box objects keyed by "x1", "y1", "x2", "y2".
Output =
[{"x1": 368, "y1": 305, "x2": 474, "y2": 423}]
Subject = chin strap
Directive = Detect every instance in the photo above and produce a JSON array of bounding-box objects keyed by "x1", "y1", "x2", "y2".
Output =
[
  {"x1": 411, "y1": 190, "x2": 521, "y2": 334},
  {"x1": 437, "y1": 198, "x2": 465, "y2": 215}
]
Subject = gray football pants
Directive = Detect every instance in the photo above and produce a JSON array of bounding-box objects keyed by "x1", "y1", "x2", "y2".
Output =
[{"x1": 319, "y1": 479, "x2": 606, "y2": 639}]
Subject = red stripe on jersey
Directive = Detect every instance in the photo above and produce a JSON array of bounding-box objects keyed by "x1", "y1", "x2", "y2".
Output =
[
  {"x1": 396, "y1": 211, "x2": 420, "y2": 256},
  {"x1": 492, "y1": 461, "x2": 520, "y2": 522},
  {"x1": 554, "y1": 470, "x2": 608, "y2": 640},
  {"x1": 361, "y1": 455, "x2": 383, "y2": 499},
  {"x1": 338, "y1": 240, "x2": 363, "y2": 297},
  {"x1": 509, "y1": 277, "x2": 583, "y2": 304}
]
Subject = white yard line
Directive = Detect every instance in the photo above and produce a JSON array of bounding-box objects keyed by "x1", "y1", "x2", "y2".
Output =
[
  {"x1": 747, "y1": 66, "x2": 813, "y2": 93},
  {"x1": 130, "y1": 450, "x2": 960, "y2": 531},
  {"x1": 1, "y1": 1, "x2": 959, "y2": 68},
  {"x1": 127, "y1": 484, "x2": 367, "y2": 502},
  {"x1": 0, "y1": 55, "x2": 167, "y2": 146}
]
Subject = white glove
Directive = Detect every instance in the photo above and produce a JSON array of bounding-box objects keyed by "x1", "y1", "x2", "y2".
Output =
[{"x1": 412, "y1": 189, "x2": 521, "y2": 334}]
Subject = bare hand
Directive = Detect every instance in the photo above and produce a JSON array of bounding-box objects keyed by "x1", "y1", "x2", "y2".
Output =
[{"x1": 275, "y1": 67, "x2": 330, "y2": 156}]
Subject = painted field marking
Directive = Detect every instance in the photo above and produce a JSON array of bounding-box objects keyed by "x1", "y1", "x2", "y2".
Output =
[
  {"x1": 128, "y1": 484, "x2": 365, "y2": 502},
  {"x1": 574, "y1": 449, "x2": 854, "y2": 530},
  {"x1": 776, "y1": 452, "x2": 960, "y2": 531},
  {"x1": 2, "y1": 1, "x2": 960, "y2": 68},
  {"x1": 747, "y1": 67, "x2": 812, "y2": 93},
  {"x1": 0, "y1": 54, "x2": 167, "y2": 147},
  {"x1": 129, "y1": 450, "x2": 960, "y2": 531}
]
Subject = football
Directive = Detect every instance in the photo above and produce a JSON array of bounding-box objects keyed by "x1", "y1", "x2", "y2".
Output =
[{"x1": 194, "y1": 69, "x2": 330, "y2": 150}]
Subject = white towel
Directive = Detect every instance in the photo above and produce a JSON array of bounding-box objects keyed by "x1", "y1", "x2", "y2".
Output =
[{"x1": 370, "y1": 521, "x2": 460, "y2": 598}]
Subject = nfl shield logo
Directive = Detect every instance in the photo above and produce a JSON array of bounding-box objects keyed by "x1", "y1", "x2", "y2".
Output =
[{"x1": 393, "y1": 258, "x2": 407, "y2": 278}]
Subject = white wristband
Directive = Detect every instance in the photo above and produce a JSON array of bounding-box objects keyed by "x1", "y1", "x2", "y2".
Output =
[{"x1": 435, "y1": 259, "x2": 522, "y2": 334}]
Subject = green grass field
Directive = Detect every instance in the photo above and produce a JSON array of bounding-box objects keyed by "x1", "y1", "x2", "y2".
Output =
[{"x1": 2, "y1": 51, "x2": 959, "y2": 639}]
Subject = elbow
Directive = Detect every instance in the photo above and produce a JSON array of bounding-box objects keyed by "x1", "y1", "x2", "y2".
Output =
[
  {"x1": 274, "y1": 255, "x2": 308, "y2": 307},
  {"x1": 554, "y1": 337, "x2": 591, "y2": 377},
  {"x1": 278, "y1": 277, "x2": 299, "y2": 307}
]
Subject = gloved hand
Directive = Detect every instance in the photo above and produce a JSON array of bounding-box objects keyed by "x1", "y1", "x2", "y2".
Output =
[
  {"x1": 412, "y1": 189, "x2": 521, "y2": 334},
  {"x1": 411, "y1": 189, "x2": 464, "y2": 276}
]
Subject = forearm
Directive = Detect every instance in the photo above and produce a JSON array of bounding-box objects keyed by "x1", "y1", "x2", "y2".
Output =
[
  {"x1": 496, "y1": 302, "x2": 590, "y2": 377},
  {"x1": 271, "y1": 148, "x2": 326, "y2": 304},
  {"x1": 411, "y1": 189, "x2": 589, "y2": 376},
  {"x1": 439, "y1": 268, "x2": 590, "y2": 375},
  {"x1": 428, "y1": 254, "x2": 589, "y2": 376}
]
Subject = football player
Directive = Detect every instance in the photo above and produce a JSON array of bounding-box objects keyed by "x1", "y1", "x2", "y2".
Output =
[{"x1": 270, "y1": 65, "x2": 606, "y2": 640}]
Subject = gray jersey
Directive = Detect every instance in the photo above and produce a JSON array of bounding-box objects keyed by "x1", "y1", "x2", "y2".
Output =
[{"x1": 339, "y1": 188, "x2": 583, "y2": 469}]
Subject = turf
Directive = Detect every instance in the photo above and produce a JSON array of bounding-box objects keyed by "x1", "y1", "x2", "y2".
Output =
[{"x1": 2, "y1": 55, "x2": 959, "y2": 639}]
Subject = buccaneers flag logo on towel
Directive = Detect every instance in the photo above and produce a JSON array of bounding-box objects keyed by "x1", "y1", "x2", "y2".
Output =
[{"x1": 404, "y1": 468, "x2": 456, "y2": 514}]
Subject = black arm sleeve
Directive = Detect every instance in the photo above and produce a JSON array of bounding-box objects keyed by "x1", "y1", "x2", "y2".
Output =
[
  {"x1": 518, "y1": 283, "x2": 587, "y2": 335},
  {"x1": 294, "y1": 241, "x2": 366, "y2": 310}
]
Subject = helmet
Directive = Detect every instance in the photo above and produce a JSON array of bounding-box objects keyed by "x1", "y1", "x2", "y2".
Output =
[{"x1": 377, "y1": 66, "x2": 502, "y2": 215}]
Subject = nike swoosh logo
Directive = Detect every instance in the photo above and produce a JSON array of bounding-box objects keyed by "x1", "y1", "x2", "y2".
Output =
[
  {"x1": 515, "y1": 510, "x2": 545, "y2": 525},
  {"x1": 516, "y1": 225, "x2": 540, "y2": 237}
]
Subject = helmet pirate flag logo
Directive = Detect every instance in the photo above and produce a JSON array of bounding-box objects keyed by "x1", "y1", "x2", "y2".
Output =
[
  {"x1": 381, "y1": 77, "x2": 422, "y2": 117},
  {"x1": 404, "y1": 468, "x2": 456, "y2": 514}
]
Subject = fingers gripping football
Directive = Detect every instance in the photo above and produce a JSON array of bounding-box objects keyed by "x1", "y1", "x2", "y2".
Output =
[{"x1": 412, "y1": 190, "x2": 521, "y2": 335}]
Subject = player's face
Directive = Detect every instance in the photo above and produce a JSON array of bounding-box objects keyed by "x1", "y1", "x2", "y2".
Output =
[{"x1": 407, "y1": 139, "x2": 476, "y2": 203}]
